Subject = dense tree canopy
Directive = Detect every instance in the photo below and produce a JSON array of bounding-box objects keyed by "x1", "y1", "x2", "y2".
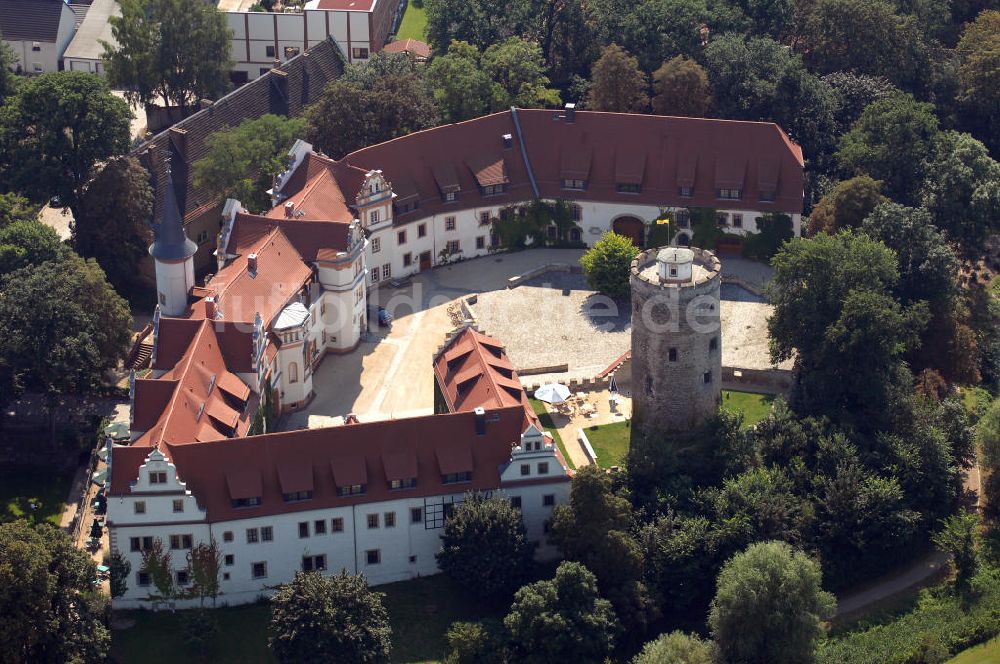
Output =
[
  {"x1": 651, "y1": 56, "x2": 713, "y2": 117},
  {"x1": 193, "y1": 114, "x2": 306, "y2": 213},
  {"x1": 504, "y1": 562, "x2": 618, "y2": 663},
  {"x1": 807, "y1": 175, "x2": 885, "y2": 234},
  {"x1": 709, "y1": 541, "x2": 835, "y2": 664},
  {"x1": 269, "y1": 571, "x2": 391, "y2": 664},
  {"x1": 588, "y1": 44, "x2": 649, "y2": 112},
  {"x1": 632, "y1": 631, "x2": 715, "y2": 664},
  {"x1": 425, "y1": 41, "x2": 496, "y2": 122},
  {"x1": 0, "y1": 193, "x2": 37, "y2": 229},
  {"x1": 837, "y1": 93, "x2": 939, "y2": 205},
  {"x1": 481, "y1": 38, "x2": 561, "y2": 109},
  {"x1": 0, "y1": 521, "x2": 109, "y2": 663},
  {"x1": 74, "y1": 156, "x2": 155, "y2": 299},
  {"x1": 579, "y1": 232, "x2": 640, "y2": 299},
  {"x1": 436, "y1": 494, "x2": 534, "y2": 598},
  {"x1": 0, "y1": 72, "x2": 131, "y2": 211},
  {"x1": 105, "y1": 0, "x2": 232, "y2": 114},
  {"x1": 0, "y1": 220, "x2": 67, "y2": 276},
  {"x1": 956, "y1": 11, "x2": 1000, "y2": 153},
  {"x1": 425, "y1": 0, "x2": 539, "y2": 53}
]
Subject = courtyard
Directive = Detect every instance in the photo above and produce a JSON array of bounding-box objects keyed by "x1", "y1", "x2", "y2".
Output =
[{"x1": 282, "y1": 249, "x2": 790, "y2": 447}]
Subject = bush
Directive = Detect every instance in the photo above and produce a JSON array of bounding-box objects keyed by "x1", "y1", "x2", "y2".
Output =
[
  {"x1": 742, "y1": 213, "x2": 794, "y2": 261},
  {"x1": 580, "y1": 232, "x2": 640, "y2": 299}
]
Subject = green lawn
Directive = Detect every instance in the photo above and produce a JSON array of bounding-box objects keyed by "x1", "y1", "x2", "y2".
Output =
[
  {"x1": 396, "y1": 1, "x2": 428, "y2": 41},
  {"x1": 949, "y1": 636, "x2": 1000, "y2": 664},
  {"x1": 529, "y1": 398, "x2": 576, "y2": 470},
  {"x1": 585, "y1": 420, "x2": 631, "y2": 468},
  {"x1": 721, "y1": 390, "x2": 775, "y2": 427},
  {"x1": 0, "y1": 467, "x2": 73, "y2": 525},
  {"x1": 111, "y1": 574, "x2": 508, "y2": 664}
]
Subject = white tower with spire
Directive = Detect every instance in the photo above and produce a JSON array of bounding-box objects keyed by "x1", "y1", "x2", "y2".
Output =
[{"x1": 149, "y1": 157, "x2": 197, "y2": 317}]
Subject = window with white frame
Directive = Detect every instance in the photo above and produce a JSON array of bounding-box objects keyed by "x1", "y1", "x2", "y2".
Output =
[
  {"x1": 372, "y1": 237, "x2": 381, "y2": 253},
  {"x1": 717, "y1": 188, "x2": 742, "y2": 200},
  {"x1": 370, "y1": 209, "x2": 380, "y2": 224},
  {"x1": 562, "y1": 179, "x2": 586, "y2": 190},
  {"x1": 371, "y1": 267, "x2": 380, "y2": 283},
  {"x1": 382, "y1": 264, "x2": 391, "y2": 280},
  {"x1": 445, "y1": 216, "x2": 457, "y2": 231}
]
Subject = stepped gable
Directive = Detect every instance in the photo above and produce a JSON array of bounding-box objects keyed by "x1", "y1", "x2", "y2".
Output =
[
  {"x1": 133, "y1": 38, "x2": 345, "y2": 230},
  {"x1": 110, "y1": 407, "x2": 529, "y2": 521}
]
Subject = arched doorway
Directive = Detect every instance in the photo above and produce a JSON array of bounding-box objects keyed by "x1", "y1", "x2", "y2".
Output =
[
  {"x1": 612, "y1": 216, "x2": 644, "y2": 247},
  {"x1": 673, "y1": 231, "x2": 692, "y2": 247}
]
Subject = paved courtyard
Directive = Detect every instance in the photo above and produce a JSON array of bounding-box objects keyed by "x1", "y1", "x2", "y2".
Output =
[{"x1": 282, "y1": 248, "x2": 790, "y2": 431}]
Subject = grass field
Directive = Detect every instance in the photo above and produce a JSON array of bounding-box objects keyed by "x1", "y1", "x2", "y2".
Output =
[
  {"x1": 0, "y1": 467, "x2": 73, "y2": 525},
  {"x1": 396, "y1": 1, "x2": 428, "y2": 41},
  {"x1": 585, "y1": 420, "x2": 630, "y2": 468},
  {"x1": 112, "y1": 574, "x2": 507, "y2": 664},
  {"x1": 721, "y1": 390, "x2": 775, "y2": 427},
  {"x1": 949, "y1": 636, "x2": 1000, "y2": 664},
  {"x1": 529, "y1": 397, "x2": 577, "y2": 470}
]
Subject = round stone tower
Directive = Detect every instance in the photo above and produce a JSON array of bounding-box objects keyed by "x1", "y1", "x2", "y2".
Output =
[{"x1": 629, "y1": 246, "x2": 722, "y2": 439}]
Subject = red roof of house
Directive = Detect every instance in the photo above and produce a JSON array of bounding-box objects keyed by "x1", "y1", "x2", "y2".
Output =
[
  {"x1": 110, "y1": 407, "x2": 554, "y2": 522},
  {"x1": 315, "y1": 0, "x2": 375, "y2": 10},
  {"x1": 383, "y1": 38, "x2": 431, "y2": 59},
  {"x1": 434, "y1": 328, "x2": 531, "y2": 414},
  {"x1": 315, "y1": 109, "x2": 804, "y2": 225}
]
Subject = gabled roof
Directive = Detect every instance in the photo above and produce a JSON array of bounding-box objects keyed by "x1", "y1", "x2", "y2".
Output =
[
  {"x1": 110, "y1": 407, "x2": 535, "y2": 522},
  {"x1": 0, "y1": 0, "x2": 67, "y2": 42},
  {"x1": 434, "y1": 328, "x2": 530, "y2": 414},
  {"x1": 382, "y1": 38, "x2": 431, "y2": 59}
]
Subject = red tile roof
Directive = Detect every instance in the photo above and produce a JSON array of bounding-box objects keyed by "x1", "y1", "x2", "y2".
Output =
[
  {"x1": 382, "y1": 38, "x2": 432, "y2": 59},
  {"x1": 111, "y1": 407, "x2": 545, "y2": 522},
  {"x1": 434, "y1": 328, "x2": 532, "y2": 414}
]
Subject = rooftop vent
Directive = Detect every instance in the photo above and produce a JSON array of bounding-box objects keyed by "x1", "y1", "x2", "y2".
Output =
[
  {"x1": 502, "y1": 133, "x2": 513, "y2": 149},
  {"x1": 564, "y1": 103, "x2": 576, "y2": 123},
  {"x1": 248, "y1": 253, "x2": 258, "y2": 275}
]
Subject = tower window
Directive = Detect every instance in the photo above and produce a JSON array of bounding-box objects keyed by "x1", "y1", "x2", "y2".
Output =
[
  {"x1": 668, "y1": 348, "x2": 677, "y2": 362},
  {"x1": 704, "y1": 371, "x2": 712, "y2": 384},
  {"x1": 709, "y1": 337, "x2": 718, "y2": 351}
]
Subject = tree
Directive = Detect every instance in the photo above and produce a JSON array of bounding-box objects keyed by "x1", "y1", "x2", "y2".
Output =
[
  {"x1": 424, "y1": 0, "x2": 538, "y2": 53},
  {"x1": 504, "y1": 562, "x2": 618, "y2": 664},
  {"x1": 109, "y1": 550, "x2": 131, "y2": 599},
  {"x1": 193, "y1": 115, "x2": 306, "y2": 213},
  {"x1": 956, "y1": 11, "x2": 1000, "y2": 154},
  {"x1": 798, "y1": 0, "x2": 932, "y2": 93},
  {"x1": 481, "y1": 38, "x2": 561, "y2": 109},
  {"x1": 978, "y1": 397, "x2": 1000, "y2": 514},
  {"x1": 709, "y1": 541, "x2": 835, "y2": 664},
  {"x1": 703, "y1": 34, "x2": 838, "y2": 162},
  {"x1": 0, "y1": 41, "x2": 18, "y2": 105},
  {"x1": 0, "y1": 72, "x2": 130, "y2": 212},
  {"x1": 184, "y1": 538, "x2": 222, "y2": 606},
  {"x1": 538, "y1": 0, "x2": 599, "y2": 88},
  {"x1": 548, "y1": 465, "x2": 656, "y2": 639},
  {"x1": 767, "y1": 231, "x2": 928, "y2": 431},
  {"x1": 651, "y1": 56, "x2": 713, "y2": 117},
  {"x1": 588, "y1": 44, "x2": 648, "y2": 112},
  {"x1": 141, "y1": 538, "x2": 174, "y2": 603},
  {"x1": 807, "y1": 176, "x2": 884, "y2": 235},
  {"x1": 105, "y1": 0, "x2": 232, "y2": 116},
  {"x1": 269, "y1": 571, "x2": 391, "y2": 664},
  {"x1": 0, "y1": 220, "x2": 67, "y2": 275},
  {"x1": 181, "y1": 609, "x2": 221, "y2": 657},
  {"x1": 73, "y1": 156, "x2": 154, "y2": 299},
  {"x1": 443, "y1": 621, "x2": 506, "y2": 664},
  {"x1": 919, "y1": 130, "x2": 1000, "y2": 256},
  {"x1": 436, "y1": 494, "x2": 534, "y2": 598},
  {"x1": 822, "y1": 72, "x2": 899, "y2": 132},
  {"x1": 0, "y1": 256, "x2": 132, "y2": 441},
  {"x1": 836, "y1": 93, "x2": 939, "y2": 206},
  {"x1": 0, "y1": 193, "x2": 38, "y2": 229},
  {"x1": 742, "y1": 212, "x2": 793, "y2": 260},
  {"x1": 932, "y1": 510, "x2": 981, "y2": 591},
  {"x1": 0, "y1": 521, "x2": 109, "y2": 663},
  {"x1": 736, "y1": 0, "x2": 795, "y2": 38},
  {"x1": 426, "y1": 41, "x2": 496, "y2": 122},
  {"x1": 632, "y1": 631, "x2": 714, "y2": 664},
  {"x1": 580, "y1": 232, "x2": 640, "y2": 299},
  {"x1": 306, "y1": 71, "x2": 438, "y2": 159}
]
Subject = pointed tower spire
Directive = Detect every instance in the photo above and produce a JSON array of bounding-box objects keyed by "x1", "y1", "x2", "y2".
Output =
[{"x1": 149, "y1": 153, "x2": 197, "y2": 261}]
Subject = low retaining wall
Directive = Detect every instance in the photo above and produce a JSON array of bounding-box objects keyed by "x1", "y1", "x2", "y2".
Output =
[
  {"x1": 722, "y1": 366, "x2": 793, "y2": 393},
  {"x1": 519, "y1": 364, "x2": 569, "y2": 377},
  {"x1": 577, "y1": 429, "x2": 598, "y2": 464},
  {"x1": 507, "y1": 262, "x2": 582, "y2": 288},
  {"x1": 721, "y1": 275, "x2": 766, "y2": 297},
  {"x1": 524, "y1": 375, "x2": 610, "y2": 394}
]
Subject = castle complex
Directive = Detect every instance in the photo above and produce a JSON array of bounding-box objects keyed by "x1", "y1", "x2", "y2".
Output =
[{"x1": 107, "y1": 108, "x2": 803, "y2": 608}]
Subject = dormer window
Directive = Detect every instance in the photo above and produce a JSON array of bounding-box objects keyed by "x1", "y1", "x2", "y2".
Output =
[
  {"x1": 232, "y1": 496, "x2": 261, "y2": 508},
  {"x1": 562, "y1": 179, "x2": 586, "y2": 190},
  {"x1": 616, "y1": 183, "x2": 641, "y2": 194},
  {"x1": 389, "y1": 478, "x2": 416, "y2": 490},
  {"x1": 282, "y1": 490, "x2": 313, "y2": 502},
  {"x1": 482, "y1": 184, "x2": 504, "y2": 196},
  {"x1": 442, "y1": 471, "x2": 472, "y2": 484},
  {"x1": 444, "y1": 191, "x2": 458, "y2": 202},
  {"x1": 678, "y1": 186, "x2": 693, "y2": 198},
  {"x1": 717, "y1": 188, "x2": 742, "y2": 200},
  {"x1": 338, "y1": 484, "x2": 365, "y2": 496},
  {"x1": 759, "y1": 189, "x2": 776, "y2": 202}
]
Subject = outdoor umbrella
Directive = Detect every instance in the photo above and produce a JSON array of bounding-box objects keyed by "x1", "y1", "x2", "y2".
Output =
[
  {"x1": 535, "y1": 383, "x2": 571, "y2": 404},
  {"x1": 104, "y1": 421, "x2": 130, "y2": 440},
  {"x1": 609, "y1": 374, "x2": 619, "y2": 395}
]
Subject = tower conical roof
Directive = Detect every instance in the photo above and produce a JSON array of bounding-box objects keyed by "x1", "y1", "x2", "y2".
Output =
[{"x1": 149, "y1": 165, "x2": 198, "y2": 261}]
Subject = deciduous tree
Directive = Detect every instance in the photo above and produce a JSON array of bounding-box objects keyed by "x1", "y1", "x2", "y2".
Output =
[
  {"x1": 481, "y1": 38, "x2": 561, "y2": 109},
  {"x1": 425, "y1": 41, "x2": 495, "y2": 122},
  {"x1": 807, "y1": 175, "x2": 885, "y2": 234},
  {"x1": 932, "y1": 509, "x2": 981, "y2": 591},
  {"x1": 0, "y1": 521, "x2": 109, "y2": 663},
  {"x1": 822, "y1": 72, "x2": 899, "y2": 132},
  {"x1": 269, "y1": 571, "x2": 391, "y2": 664},
  {"x1": 579, "y1": 232, "x2": 640, "y2": 299},
  {"x1": 651, "y1": 56, "x2": 712, "y2": 117},
  {"x1": 424, "y1": 0, "x2": 538, "y2": 53},
  {"x1": 632, "y1": 631, "x2": 714, "y2": 664},
  {"x1": 0, "y1": 193, "x2": 37, "y2": 229},
  {"x1": 436, "y1": 494, "x2": 534, "y2": 598},
  {"x1": 538, "y1": 0, "x2": 599, "y2": 88},
  {"x1": 709, "y1": 541, "x2": 835, "y2": 664},
  {"x1": 105, "y1": 0, "x2": 232, "y2": 116},
  {"x1": 0, "y1": 220, "x2": 67, "y2": 275},
  {"x1": 504, "y1": 562, "x2": 618, "y2": 664},
  {"x1": 956, "y1": 11, "x2": 1000, "y2": 154},
  {"x1": 0, "y1": 72, "x2": 130, "y2": 211},
  {"x1": 193, "y1": 115, "x2": 306, "y2": 213},
  {"x1": 74, "y1": 156, "x2": 154, "y2": 299},
  {"x1": 588, "y1": 44, "x2": 648, "y2": 112},
  {"x1": 837, "y1": 93, "x2": 939, "y2": 206}
]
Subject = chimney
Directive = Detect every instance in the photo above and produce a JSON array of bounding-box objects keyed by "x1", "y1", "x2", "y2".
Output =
[
  {"x1": 564, "y1": 103, "x2": 576, "y2": 123},
  {"x1": 474, "y1": 406, "x2": 486, "y2": 435},
  {"x1": 248, "y1": 253, "x2": 258, "y2": 275},
  {"x1": 502, "y1": 133, "x2": 513, "y2": 149},
  {"x1": 205, "y1": 296, "x2": 217, "y2": 320},
  {"x1": 284, "y1": 201, "x2": 295, "y2": 218}
]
